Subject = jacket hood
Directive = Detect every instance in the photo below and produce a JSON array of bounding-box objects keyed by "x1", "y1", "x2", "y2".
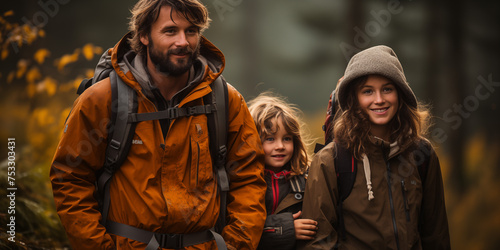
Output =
[
  {"x1": 96, "y1": 32, "x2": 225, "y2": 101},
  {"x1": 336, "y1": 45, "x2": 418, "y2": 111}
]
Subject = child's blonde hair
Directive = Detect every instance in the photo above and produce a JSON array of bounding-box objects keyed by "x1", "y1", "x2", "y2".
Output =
[{"x1": 247, "y1": 92, "x2": 310, "y2": 175}]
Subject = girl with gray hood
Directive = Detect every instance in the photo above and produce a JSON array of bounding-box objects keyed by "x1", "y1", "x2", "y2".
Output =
[{"x1": 299, "y1": 45, "x2": 450, "y2": 249}]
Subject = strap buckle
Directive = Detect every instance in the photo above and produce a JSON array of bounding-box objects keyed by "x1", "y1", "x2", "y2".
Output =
[
  {"x1": 156, "y1": 233, "x2": 183, "y2": 249},
  {"x1": 109, "y1": 139, "x2": 121, "y2": 150},
  {"x1": 187, "y1": 106, "x2": 198, "y2": 116},
  {"x1": 168, "y1": 108, "x2": 179, "y2": 119}
]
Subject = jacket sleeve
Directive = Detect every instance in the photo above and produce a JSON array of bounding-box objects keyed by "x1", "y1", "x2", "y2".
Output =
[
  {"x1": 257, "y1": 213, "x2": 296, "y2": 250},
  {"x1": 221, "y1": 85, "x2": 267, "y2": 250},
  {"x1": 297, "y1": 143, "x2": 338, "y2": 250},
  {"x1": 49, "y1": 80, "x2": 115, "y2": 249},
  {"x1": 419, "y1": 145, "x2": 451, "y2": 249}
]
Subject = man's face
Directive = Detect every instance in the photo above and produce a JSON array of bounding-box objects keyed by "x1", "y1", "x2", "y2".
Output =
[{"x1": 141, "y1": 5, "x2": 201, "y2": 76}]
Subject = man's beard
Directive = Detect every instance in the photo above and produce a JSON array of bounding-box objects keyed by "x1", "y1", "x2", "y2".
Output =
[{"x1": 148, "y1": 37, "x2": 200, "y2": 76}]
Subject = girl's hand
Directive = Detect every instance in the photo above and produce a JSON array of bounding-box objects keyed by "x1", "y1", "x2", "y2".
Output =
[{"x1": 293, "y1": 211, "x2": 318, "y2": 240}]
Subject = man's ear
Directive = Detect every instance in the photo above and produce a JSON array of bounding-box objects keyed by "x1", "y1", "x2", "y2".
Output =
[{"x1": 140, "y1": 34, "x2": 149, "y2": 46}]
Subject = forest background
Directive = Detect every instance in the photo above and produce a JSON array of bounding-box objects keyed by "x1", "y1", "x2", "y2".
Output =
[{"x1": 1, "y1": 0, "x2": 499, "y2": 249}]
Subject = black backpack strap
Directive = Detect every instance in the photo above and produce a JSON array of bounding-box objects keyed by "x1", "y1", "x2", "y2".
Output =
[
  {"x1": 128, "y1": 104, "x2": 214, "y2": 123},
  {"x1": 77, "y1": 78, "x2": 93, "y2": 95},
  {"x1": 334, "y1": 144, "x2": 357, "y2": 241},
  {"x1": 98, "y1": 71, "x2": 137, "y2": 224},
  {"x1": 414, "y1": 140, "x2": 432, "y2": 235},
  {"x1": 314, "y1": 143, "x2": 326, "y2": 154},
  {"x1": 105, "y1": 220, "x2": 221, "y2": 250},
  {"x1": 205, "y1": 76, "x2": 229, "y2": 236},
  {"x1": 415, "y1": 141, "x2": 431, "y2": 184}
]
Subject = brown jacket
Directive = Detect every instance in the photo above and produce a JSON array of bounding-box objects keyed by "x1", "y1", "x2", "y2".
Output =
[
  {"x1": 299, "y1": 137, "x2": 450, "y2": 250},
  {"x1": 50, "y1": 34, "x2": 266, "y2": 249}
]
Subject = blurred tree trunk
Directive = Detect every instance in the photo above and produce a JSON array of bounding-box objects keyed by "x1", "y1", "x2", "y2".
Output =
[
  {"x1": 347, "y1": 0, "x2": 364, "y2": 55},
  {"x1": 424, "y1": 0, "x2": 440, "y2": 103},
  {"x1": 443, "y1": 0, "x2": 467, "y2": 193},
  {"x1": 241, "y1": 0, "x2": 259, "y2": 88}
]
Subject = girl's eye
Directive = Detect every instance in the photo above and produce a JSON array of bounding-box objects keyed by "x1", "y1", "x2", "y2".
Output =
[
  {"x1": 361, "y1": 89, "x2": 373, "y2": 95},
  {"x1": 265, "y1": 137, "x2": 274, "y2": 142},
  {"x1": 284, "y1": 136, "x2": 293, "y2": 142},
  {"x1": 383, "y1": 87, "x2": 394, "y2": 93}
]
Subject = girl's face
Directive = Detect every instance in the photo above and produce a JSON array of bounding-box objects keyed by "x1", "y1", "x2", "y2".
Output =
[
  {"x1": 262, "y1": 118, "x2": 294, "y2": 171},
  {"x1": 357, "y1": 75, "x2": 399, "y2": 139}
]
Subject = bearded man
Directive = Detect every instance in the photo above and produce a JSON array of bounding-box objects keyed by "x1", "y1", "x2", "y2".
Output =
[{"x1": 50, "y1": 1, "x2": 266, "y2": 249}]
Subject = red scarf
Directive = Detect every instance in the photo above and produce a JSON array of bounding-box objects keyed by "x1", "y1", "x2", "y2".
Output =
[{"x1": 264, "y1": 169, "x2": 291, "y2": 214}]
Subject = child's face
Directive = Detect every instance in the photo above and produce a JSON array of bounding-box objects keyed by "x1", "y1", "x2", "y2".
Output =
[
  {"x1": 262, "y1": 118, "x2": 294, "y2": 171},
  {"x1": 357, "y1": 75, "x2": 399, "y2": 138}
]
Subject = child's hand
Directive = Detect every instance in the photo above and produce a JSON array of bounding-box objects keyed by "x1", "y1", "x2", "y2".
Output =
[{"x1": 293, "y1": 211, "x2": 318, "y2": 240}]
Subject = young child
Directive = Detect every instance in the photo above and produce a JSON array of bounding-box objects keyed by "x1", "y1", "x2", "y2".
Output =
[
  {"x1": 248, "y1": 93, "x2": 318, "y2": 250},
  {"x1": 299, "y1": 45, "x2": 451, "y2": 249}
]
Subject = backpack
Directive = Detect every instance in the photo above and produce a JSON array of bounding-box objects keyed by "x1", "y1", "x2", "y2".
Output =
[
  {"x1": 76, "y1": 49, "x2": 229, "y2": 249},
  {"x1": 315, "y1": 88, "x2": 431, "y2": 243},
  {"x1": 314, "y1": 89, "x2": 337, "y2": 153}
]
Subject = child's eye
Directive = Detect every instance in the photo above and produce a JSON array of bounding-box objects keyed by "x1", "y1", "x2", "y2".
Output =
[
  {"x1": 265, "y1": 137, "x2": 274, "y2": 142},
  {"x1": 284, "y1": 136, "x2": 293, "y2": 142}
]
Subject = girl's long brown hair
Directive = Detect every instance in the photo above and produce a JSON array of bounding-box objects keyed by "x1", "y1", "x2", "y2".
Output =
[{"x1": 333, "y1": 75, "x2": 432, "y2": 159}]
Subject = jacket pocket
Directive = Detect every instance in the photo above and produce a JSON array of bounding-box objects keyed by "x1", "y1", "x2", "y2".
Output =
[
  {"x1": 189, "y1": 122, "x2": 212, "y2": 189},
  {"x1": 401, "y1": 179, "x2": 411, "y2": 222},
  {"x1": 258, "y1": 213, "x2": 296, "y2": 249}
]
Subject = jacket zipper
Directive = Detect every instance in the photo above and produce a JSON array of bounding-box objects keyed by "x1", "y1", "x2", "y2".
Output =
[
  {"x1": 195, "y1": 141, "x2": 200, "y2": 185},
  {"x1": 401, "y1": 179, "x2": 410, "y2": 222},
  {"x1": 386, "y1": 162, "x2": 401, "y2": 250}
]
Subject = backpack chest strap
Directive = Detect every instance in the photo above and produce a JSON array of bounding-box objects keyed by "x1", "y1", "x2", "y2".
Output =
[
  {"x1": 128, "y1": 104, "x2": 215, "y2": 123},
  {"x1": 105, "y1": 220, "x2": 226, "y2": 250}
]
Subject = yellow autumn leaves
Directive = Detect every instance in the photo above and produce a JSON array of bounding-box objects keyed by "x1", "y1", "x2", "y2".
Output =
[
  {"x1": 1, "y1": 10, "x2": 103, "y2": 98},
  {"x1": 34, "y1": 48, "x2": 50, "y2": 64},
  {"x1": 53, "y1": 44, "x2": 103, "y2": 71},
  {"x1": 0, "y1": 10, "x2": 45, "y2": 60},
  {"x1": 5, "y1": 43, "x2": 102, "y2": 97}
]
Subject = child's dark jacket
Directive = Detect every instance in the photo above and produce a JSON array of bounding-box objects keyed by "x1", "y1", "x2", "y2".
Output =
[{"x1": 257, "y1": 169, "x2": 306, "y2": 250}]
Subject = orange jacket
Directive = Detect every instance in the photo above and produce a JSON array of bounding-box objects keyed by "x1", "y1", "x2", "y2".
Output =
[{"x1": 50, "y1": 34, "x2": 266, "y2": 249}]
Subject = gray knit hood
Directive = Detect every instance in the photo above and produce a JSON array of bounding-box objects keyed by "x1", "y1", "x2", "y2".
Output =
[{"x1": 336, "y1": 45, "x2": 417, "y2": 110}]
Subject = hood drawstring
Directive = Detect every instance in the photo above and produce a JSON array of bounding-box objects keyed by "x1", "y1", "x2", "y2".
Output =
[
  {"x1": 362, "y1": 140, "x2": 400, "y2": 201},
  {"x1": 362, "y1": 153, "x2": 375, "y2": 201}
]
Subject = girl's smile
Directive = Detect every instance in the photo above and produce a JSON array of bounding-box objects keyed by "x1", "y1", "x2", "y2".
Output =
[
  {"x1": 357, "y1": 75, "x2": 399, "y2": 140},
  {"x1": 262, "y1": 118, "x2": 294, "y2": 171}
]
